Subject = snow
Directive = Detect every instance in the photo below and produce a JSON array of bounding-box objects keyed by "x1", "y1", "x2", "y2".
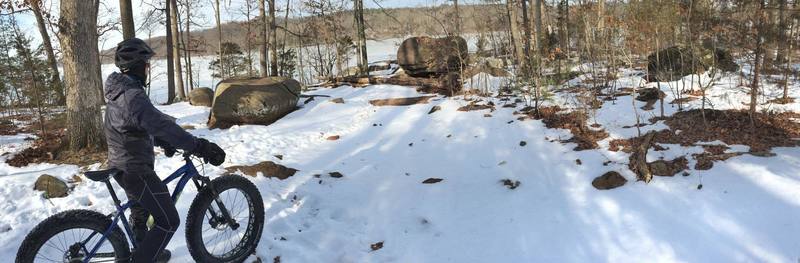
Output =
[
  {"x1": 463, "y1": 72, "x2": 510, "y2": 95},
  {"x1": 4, "y1": 48, "x2": 800, "y2": 262}
]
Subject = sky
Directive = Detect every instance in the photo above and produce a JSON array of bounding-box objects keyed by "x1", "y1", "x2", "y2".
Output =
[{"x1": 14, "y1": 0, "x2": 470, "y2": 51}]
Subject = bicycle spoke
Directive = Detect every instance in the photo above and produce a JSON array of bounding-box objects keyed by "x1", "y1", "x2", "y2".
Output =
[{"x1": 199, "y1": 187, "x2": 254, "y2": 259}]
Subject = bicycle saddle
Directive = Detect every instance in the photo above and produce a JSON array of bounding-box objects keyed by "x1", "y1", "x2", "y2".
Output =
[{"x1": 84, "y1": 168, "x2": 122, "y2": 182}]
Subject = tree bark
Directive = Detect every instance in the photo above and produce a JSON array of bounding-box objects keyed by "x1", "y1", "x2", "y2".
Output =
[
  {"x1": 58, "y1": 0, "x2": 106, "y2": 151},
  {"x1": 215, "y1": 0, "x2": 225, "y2": 79},
  {"x1": 354, "y1": 0, "x2": 368, "y2": 75},
  {"x1": 119, "y1": 0, "x2": 134, "y2": 40},
  {"x1": 453, "y1": 0, "x2": 461, "y2": 35},
  {"x1": 28, "y1": 0, "x2": 65, "y2": 105},
  {"x1": 559, "y1": 0, "x2": 569, "y2": 59},
  {"x1": 597, "y1": 0, "x2": 605, "y2": 30},
  {"x1": 169, "y1": 0, "x2": 185, "y2": 101},
  {"x1": 184, "y1": 0, "x2": 194, "y2": 90},
  {"x1": 507, "y1": 0, "x2": 525, "y2": 70},
  {"x1": 534, "y1": 0, "x2": 543, "y2": 55},
  {"x1": 269, "y1": 0, "x2": 279, "y2": 76},
  {"x1": 521, "y1": 0, "x2": 533, "y2": 78},
  {"x1": 243, "y1": 0, "x2": 254, "y2": 77},
  {"x1": 259, "y1": 0, "x2": 269, "y2": 77},
  {"x1": 751, "y1": 0, "x2": 767, "y2": 122},
  {"x1": 777, "y1": 0, "x2": 788, "y2": 64},
  {"x1": 165, "y1": 0, "x2": 176, "y2": 104}
]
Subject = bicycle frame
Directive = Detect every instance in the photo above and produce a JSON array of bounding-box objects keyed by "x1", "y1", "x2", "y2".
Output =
[{"x1": 82, "y1": 156, "x2": 204, "y2": 263}]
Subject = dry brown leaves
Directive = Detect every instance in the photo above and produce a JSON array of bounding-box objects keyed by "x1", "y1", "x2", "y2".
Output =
[{"x1": 519, "y1": 106, "x2": 609, "y2": 150}]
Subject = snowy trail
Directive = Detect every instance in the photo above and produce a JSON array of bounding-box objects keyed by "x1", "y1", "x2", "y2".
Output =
[{"x1": 2, "y1": 81, "x2": 800, "y2": 262}]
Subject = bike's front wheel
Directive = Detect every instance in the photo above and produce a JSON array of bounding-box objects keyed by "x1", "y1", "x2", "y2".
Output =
[
  {"x1": 15, "y1": 210, "x2": 131, "y2": 263},
  {"x1": 185, "y1": 175, "x2": 265, "y2": 263}
]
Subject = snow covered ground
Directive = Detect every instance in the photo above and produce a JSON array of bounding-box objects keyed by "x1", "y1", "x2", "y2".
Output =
[{"x1": 3, "y1": 48, "x2": 800, "y2": 262}]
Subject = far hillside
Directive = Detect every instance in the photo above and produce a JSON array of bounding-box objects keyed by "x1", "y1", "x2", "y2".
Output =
[{"x1": 100, "y1": 4, "x2": 506, "y2": 63}]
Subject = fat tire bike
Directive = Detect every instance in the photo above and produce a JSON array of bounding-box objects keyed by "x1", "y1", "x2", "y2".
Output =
[{"x1": 15, "y1": 151, "x2": 265, "y2": 263}]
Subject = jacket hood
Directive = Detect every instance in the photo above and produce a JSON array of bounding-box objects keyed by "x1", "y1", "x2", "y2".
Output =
[{"x1": 104, "y1": 72, "x2": 143, "y2": 101}]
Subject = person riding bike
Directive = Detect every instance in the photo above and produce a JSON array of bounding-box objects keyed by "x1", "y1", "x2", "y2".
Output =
[{"x1": 104, "y1": 38, "x2": 226, "y2": 263}]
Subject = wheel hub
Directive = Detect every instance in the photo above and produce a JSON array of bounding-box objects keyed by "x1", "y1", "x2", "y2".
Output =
[
  {"x1": 208, "y1": 216, "x2": 240, "y2": 231},
  {"x1": 64, "y1": 243, "x2": 85, "y2": 263}
]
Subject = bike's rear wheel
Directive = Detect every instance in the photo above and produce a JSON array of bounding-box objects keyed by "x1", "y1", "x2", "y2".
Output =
[
  {"x1": 186, "y1": 175, "x2": 264, "y2": 263},
  {"x1": 15, "y1": 210, "x2": 130, "y2": 263}
]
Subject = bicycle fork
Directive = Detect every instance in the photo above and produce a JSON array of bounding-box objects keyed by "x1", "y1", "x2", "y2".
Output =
[{"x1": 192, "y1": 176, "x2": 240, "y2": 230}]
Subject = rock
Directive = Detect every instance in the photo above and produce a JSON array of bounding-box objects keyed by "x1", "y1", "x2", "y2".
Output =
[
  {"x1": 635, "y1": 88, "x2": 666, "y2": 102},
  {"x1": 397, "y1": 36, "x2": 469, "y2": 77},
  {"x1": 694, "y1": 159, "x2": 713, "y2": 170},
  {"x1": 648, "y1": 156, "x2": 689, "y2": 177},
  {"x1": 501, "y1": 179, "x2": 521, "y2": 190},
  {"x1": 342, "y1": 66, "x2": 360, "y2": 77},
  {"x1": 647, "y1": 46, "x2": 706, "y2": 82},
  {"x1": 224, "y1": 161, "x2": 298, "y2": 180},
  {"x1": 484, "y1": 57, "x2": 505, "y2": 69},
  {"x1": 330, "y1": 98, "x2": 345, "y2": 104},
  {"x1": 592, "y1": 171, "x2": 627, "y2": 190},
  {"x1": 466, "y1": 58, "x2": 510, "y2": 77},
  {"x1": 422, "y1": 178, "x2": 443, "y2": 184},
  {"x1": 647, "y1": 45, "x2": 739, "y2": 82},
  {"x1": 34, "y1": 174, "x2": 69, "y2": 198},
  {"x1": 438, "y1": 72, "x2": 462, "y2": 94},
  {"x1": 189, "y1": 87, "x2": 214, "y2": 107},
  {"x1": 370, "y1": 241, "x2": 384, "y2": 251},
  {"x1": 712, "y1": 48, "x2": 739, "y2": 72},
  {"x1": 208, "y1": 77, "x2": 301, "y2": 129},
  {"x1": 329, "y1": 172, "x2": 344, "y2": 178},
  {"x1": 327, "y1": 135, "x2": 340, "y2": 141}
]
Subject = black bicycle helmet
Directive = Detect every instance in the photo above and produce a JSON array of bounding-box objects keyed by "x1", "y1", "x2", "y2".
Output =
[{"x1": 114, "y1": 38, "x2": 155, "y2": 70}]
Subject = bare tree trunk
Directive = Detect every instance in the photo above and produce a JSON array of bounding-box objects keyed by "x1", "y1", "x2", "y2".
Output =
[
  {"x1": 166, "y1": 0, "x2": 176, "y2": 104},
  {"x1": 243, "y1": 0, "x2": 254, "y2": 77},
  {"x1": 534, "y1": 0, "x2": 543, "y2": 55},
  {"x1": 597, "y1": 0, "x2": 605, "y2": 30},
  {"x1": 184, "y1": 0, "x2": 194, "y2": 90},
  {"x1": 28, "y1": 0, "x2": 65, "y2": 105},
  {"x1": 783, "y1": 16, "x2": 795, "y2": 101},
  {"x1": 58, "y1": 0, "x2": 106, "y2": 151},
  {"x1": 453, "y1": 0, "x2": 461, "y2": 35},
  {"x1": 119, "y1": 0, "x2": 134, "y2": 39},
  {"x1": 507, "y1": 0, "x2": 525, "y2": 70},
  {"x1": 215, "y1": 0, "x2": 225, "y2": 79},
  {"x1": 354, "y1": 0, "x2": 368, "y2": 75},
  {"x1": 10, "y1": 10, "x2": 47, "y2": 139},
  {"x1": 751, "y1": 0, "x2": 767, "y2": 124},
  {"x1": 521, "y1": 0, "x2": 532, "y2": 77},
  {"x1": 259, "y1": 0, "x2": 269, "y2": 77},
  {"x1": 170, "y1": 0, "x2": 185, "y2": 101},
  {"x1": 269, "y1": 0, "x2": 279, "y2": 76},
  {"x1": 559, "y1": 0, "x2": 569, "y2": 59},
  {"x1": 777, "y1": 0, "x2": 788, "y2": 64}
]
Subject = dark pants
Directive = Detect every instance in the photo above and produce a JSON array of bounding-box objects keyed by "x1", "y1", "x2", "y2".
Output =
[{"x1": 115, "y1": 167, "x2": 180, "y2": 262}]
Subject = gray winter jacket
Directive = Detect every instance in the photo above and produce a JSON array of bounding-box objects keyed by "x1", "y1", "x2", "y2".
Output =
[{"x1": 104, "y1": 72, "x2": 199, "y2": 171}]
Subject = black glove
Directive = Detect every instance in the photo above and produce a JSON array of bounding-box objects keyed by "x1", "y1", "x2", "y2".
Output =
[
  {"x1": 194, "y1": 138, "x2": 226, "y2": 166},
  {"x1": 154, "y1": 137, "x2": 177, "y2": 157}
]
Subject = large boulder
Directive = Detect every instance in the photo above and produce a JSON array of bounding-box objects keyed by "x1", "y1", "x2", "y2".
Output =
[
  {"x1": 189, "y1": 87, "x2": 214, "y2": 106},
  {"x1": 647, "y1": 46, "x2": 706, "y2": 82},
  {"x1": 647, "y1": 45, "x2": 739, "y2": 82},
  {"x1": 397, "y1": 36, "x2": 469, "y2": 77},
  {"x1": 34, "y1": 174, "x2": 69, "y2": 198},
  {"x1": 208, "y1": 77, "x2": 301, "y2": 129},
  {"x1": 712, "y1": 48, "x2": 739, "y2": 72}
]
